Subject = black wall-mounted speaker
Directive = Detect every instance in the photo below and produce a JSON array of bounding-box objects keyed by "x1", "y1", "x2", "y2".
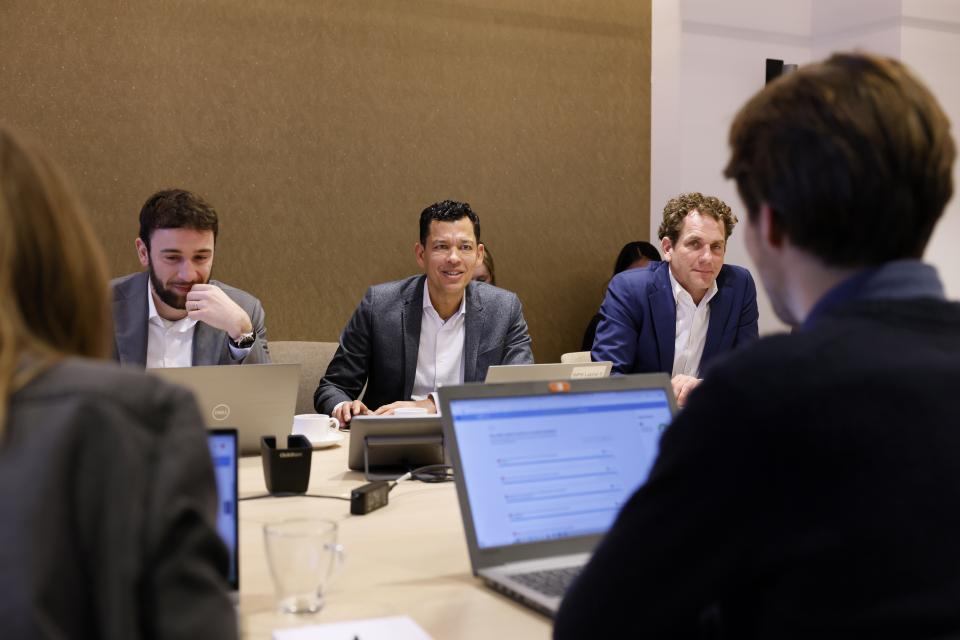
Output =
[{"x1": 766, "y1": 58, "x2": 785, "y2": 84}]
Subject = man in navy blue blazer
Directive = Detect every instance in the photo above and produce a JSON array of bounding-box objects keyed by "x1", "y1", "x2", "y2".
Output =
[{"x1": 592, "y1": 192, "x2": 759, "y2": 405}]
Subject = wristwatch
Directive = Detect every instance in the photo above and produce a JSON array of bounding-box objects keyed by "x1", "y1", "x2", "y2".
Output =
[{"x1": 229, "y1": 331, "x2": 256, "y2": 349}]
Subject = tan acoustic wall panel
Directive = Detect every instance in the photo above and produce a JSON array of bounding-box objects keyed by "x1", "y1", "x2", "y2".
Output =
[{"x1": 0, "y1": 0, "x2": 651, "y2": 363}]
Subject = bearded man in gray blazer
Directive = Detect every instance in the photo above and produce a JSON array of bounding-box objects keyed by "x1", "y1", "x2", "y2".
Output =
[
  {"x1": 315, "y1": 200, "x2": 533, "y2": 425},
  {"x1": 112, "y1": 189, "x2": 270, "y2": 367}
]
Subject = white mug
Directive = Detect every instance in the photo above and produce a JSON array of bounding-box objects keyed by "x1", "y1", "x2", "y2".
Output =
[{"x1": 292, "y1": 413, "x2": 339, "y2": 444}]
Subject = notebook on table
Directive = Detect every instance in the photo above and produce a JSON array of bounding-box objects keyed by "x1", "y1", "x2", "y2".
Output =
[
  {"x1": 484, "y1": 361, "x2": 612, "y2": 383},
  {"x1": 151, "y1": 363, "x2": 299, "y2": 455},
  {"x1": 438, "y1": 374, "x2": 676, "y2": 617}
]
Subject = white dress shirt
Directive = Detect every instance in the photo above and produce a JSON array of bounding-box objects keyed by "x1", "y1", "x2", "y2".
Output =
[
  {"x1": 669, "y1": 268, "x2": 718, "y2": 378},
  {"x1": 411, "y1": 285, "x2": 466, "y2": 400},
  {"x1": 144, "y1": 279, "x2": 250, "y2": 368},
  {"x1": 145, "y1": 280, "x2": 198, "y2": 369},
  {"x1": 331, "y1": 286, "x2": 466, "y2": 418}
]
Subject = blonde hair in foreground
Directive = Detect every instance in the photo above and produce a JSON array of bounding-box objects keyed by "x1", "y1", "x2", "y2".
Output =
[{"x1": 0, "y1": 127, "x2": 111, "y2": 431}]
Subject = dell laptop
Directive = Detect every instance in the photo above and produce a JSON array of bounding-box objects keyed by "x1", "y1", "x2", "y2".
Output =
[
  {"x1": 438, "y1": 374, "x2": 675, "y2": 617},
  {"x1": 151, "y1": 363, "x2": 299, "y2": 454}
]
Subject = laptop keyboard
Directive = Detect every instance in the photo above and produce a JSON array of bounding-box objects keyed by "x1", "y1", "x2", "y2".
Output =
[{"x1": 509, "y1": 566, "x2": 581, "y2": 597}]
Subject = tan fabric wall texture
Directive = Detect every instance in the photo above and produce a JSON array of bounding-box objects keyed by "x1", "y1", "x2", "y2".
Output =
[{"x1": 0, "y1": 0, "x2": 651, "y2": 362}]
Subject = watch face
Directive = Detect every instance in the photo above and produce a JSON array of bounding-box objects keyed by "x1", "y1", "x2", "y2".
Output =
[{"x1": 234, "y1": 334, "x2": 256, "y2": 348}]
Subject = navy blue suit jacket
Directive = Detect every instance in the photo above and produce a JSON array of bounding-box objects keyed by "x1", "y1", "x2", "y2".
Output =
[{"x1": 591, "y1": 260, "x2": 759, "y2": 375}]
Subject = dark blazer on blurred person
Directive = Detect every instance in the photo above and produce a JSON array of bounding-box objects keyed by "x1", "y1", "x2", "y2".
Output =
[{"x1": 1, "y1": 358, "x2": 237, "y2": 639}]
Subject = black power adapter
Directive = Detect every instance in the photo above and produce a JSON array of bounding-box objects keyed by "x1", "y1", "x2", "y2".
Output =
[{"x1": 350, "y1": 481, "x2": 390, "y2": 515}]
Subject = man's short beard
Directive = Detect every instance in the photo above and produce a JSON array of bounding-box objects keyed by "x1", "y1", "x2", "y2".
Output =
[{"x1": 147, "y1": 259, "x2": 208, "y2": 309}]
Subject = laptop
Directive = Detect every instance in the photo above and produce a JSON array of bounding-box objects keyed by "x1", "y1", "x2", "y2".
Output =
[
  {"x1": 347, "y1": 415, "x2": 445, "y2": 480},
  {"x1": 207, "y1": 428, "x2": 239, "y2": 601},
  {"x1": 484, "y1": 361, "x2": 612, "y2": 383},
  {"x1": 438, "y1": 374, "x2": 676, "y2": 617},
  {"x1": 151, "y1": 363, "x2": 299, "y2": 455}
]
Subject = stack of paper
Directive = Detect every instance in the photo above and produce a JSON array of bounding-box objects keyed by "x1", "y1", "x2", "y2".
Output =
[{"x1": 272, "y1": 615, "x2": 433, "y2": 640}]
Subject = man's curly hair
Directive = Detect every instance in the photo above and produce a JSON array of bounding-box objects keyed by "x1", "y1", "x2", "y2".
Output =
[{"x1": 657, "y1": 192, "x2": 738, "y2": 244}]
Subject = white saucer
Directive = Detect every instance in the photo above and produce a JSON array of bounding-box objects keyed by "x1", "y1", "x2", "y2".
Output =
[{"x1": 307, "y1": 430, "x2": 345, "y2": 449}]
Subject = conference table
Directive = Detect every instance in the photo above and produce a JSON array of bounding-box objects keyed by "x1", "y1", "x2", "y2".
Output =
[{"x1": 236, "y1": 432, "x2": 552, "y2": 639}]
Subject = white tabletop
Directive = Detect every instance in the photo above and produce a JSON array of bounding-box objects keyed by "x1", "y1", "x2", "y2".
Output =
[{"x1": 237, "y1": 433, "x2": 552, "y2": 639}]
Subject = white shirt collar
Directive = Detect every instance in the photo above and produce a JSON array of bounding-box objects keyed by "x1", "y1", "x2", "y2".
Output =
[
  {"x1": 668, "y1": 265, "x2": 719, "y2": 308},
  {"x1": 421, "y1": 282, "x2": 467, "y2": 322},
  {"x1": 147, "y1": 276, "x2": 198, "y2": 332}
]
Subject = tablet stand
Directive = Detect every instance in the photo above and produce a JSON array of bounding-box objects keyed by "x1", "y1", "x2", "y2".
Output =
[{"x1": 362, "y1": 433, "x2": 444, "y2": 481}]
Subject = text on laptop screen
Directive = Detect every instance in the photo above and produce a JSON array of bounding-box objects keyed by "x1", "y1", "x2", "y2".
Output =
[
  {"x1": 207, "y1": 432, "x2": 238, "y2": 588},
  {"x1": 448, "y1": 389, "x2": 670, "y2": 549}
]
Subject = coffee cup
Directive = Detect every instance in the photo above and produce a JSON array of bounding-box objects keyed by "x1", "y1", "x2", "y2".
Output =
[{"x1": 292, "y1": 413, "x2": 339, "y2": 444}]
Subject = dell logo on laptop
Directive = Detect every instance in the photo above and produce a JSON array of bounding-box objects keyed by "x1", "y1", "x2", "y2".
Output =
[{"x1": 212, "y1": 404, "x2": 231, "y2": 421}]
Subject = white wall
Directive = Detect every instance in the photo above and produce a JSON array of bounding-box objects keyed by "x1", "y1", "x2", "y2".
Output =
[
  {"x1": 811, "y1": 0, "x2": 902, "y2": 58},
  {"x1": 901, "y1": 3, "x2": 960, "y2": 299},
  {"x1": 652, "y1": 0, "x2": 960, "y2": 332}
]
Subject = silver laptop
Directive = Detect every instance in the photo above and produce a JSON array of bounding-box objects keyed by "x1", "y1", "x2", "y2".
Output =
[
  {"x1": 151, "y1": 363, "x2": 299, "y2": 455},
  {"x1": 207, "y1": 428, "x2": 239, "y2": 602},
  {"x1": 484, "y1": 361, "x2": 612, "y2": 383},
  {"x1": 438, "y1": 374, "x2": 676, "y2": 617},
  {"x1": 347, "y1": 415, "x2": 445, "y2": 480}
]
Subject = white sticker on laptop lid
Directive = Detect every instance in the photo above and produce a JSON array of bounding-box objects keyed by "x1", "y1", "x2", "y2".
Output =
[{"x1": 570, "y1": 365, "x2": 607, "y2": 378}]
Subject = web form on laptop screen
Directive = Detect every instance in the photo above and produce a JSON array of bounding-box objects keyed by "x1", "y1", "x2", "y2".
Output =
[{"x1": 449, "y1": 389, "x2": 671, "y2": 549}]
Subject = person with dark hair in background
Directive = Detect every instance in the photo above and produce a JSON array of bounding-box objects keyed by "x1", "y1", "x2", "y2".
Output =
[
  {"x1": 592, "y1": 192, "x2": 759, "y2": 406},
  {"x1": 556, "y1": 52, "x2": 960, "y2": 638},
  {"x1": 580, "y1": 240, "x2": 662, "y2": 351},
  {"x1": 112, "y1": 189, "x2": 270, "y2": 367},
  {"x1": 315, "y1": 200, "x2": 533, "y2": 425},
  {"x1": 0, "y1": 127, "x2": 237, "y2": 639},
  {"x1": 472, "y1": 244, "x2": 496, "y2": 286},
  {"x1": 614, "y1": 239, "x2": 662, "y2": 275}
]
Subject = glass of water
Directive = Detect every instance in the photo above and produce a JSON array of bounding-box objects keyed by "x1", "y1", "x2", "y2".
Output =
[{"x1": 263, "y1": 518, "x2": 345, "y2": 614}]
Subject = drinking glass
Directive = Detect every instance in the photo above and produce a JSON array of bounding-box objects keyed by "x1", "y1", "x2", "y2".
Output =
[{"x1": 263, "y1": 518, "x2": 344, "y2": 613}]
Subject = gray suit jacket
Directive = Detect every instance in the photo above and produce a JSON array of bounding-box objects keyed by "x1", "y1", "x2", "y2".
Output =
[
  {"x1": 315, "y1": 275, "x2": 534, "y2": 414},
  {"x1": 2, "y1": 357, "x2": 237, "y2": 639},
  {"x1": 111, "y1": 271, "x2": 270, "y2": 366}
]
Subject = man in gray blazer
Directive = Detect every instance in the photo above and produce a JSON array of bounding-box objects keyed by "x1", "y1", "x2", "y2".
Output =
[
  {"x1": 315, "y1": 200, "x2": 533, "y2": 424},
  {"x1": 112, "y1": 189, "x2": 269, "y2": 367}
]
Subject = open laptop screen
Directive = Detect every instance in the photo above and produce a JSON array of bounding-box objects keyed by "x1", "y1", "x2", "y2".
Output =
[
  {"x1": 207, "y1": 429, "x2": 239, "y2": 591},
  {"x1": 447, "y1": 388, "x2": 670, "y2": 550}
]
